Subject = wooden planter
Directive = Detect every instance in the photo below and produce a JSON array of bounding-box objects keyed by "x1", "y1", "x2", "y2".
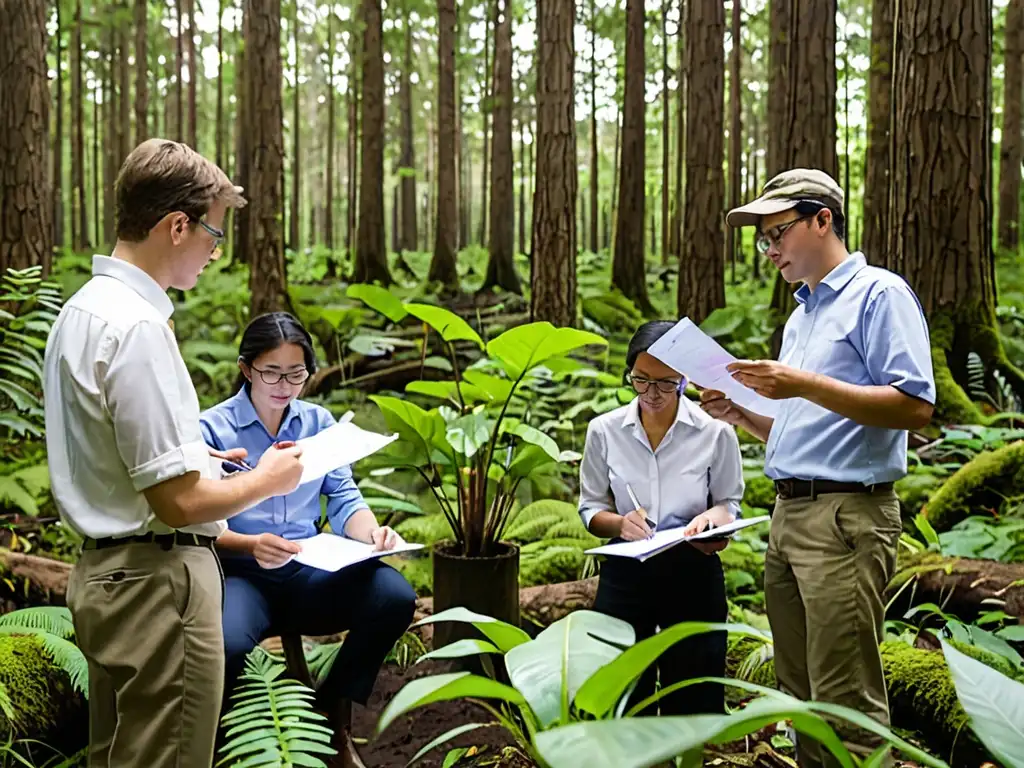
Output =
[{"x1": 431, "y1": 540, "x2": 520, "y2": 651}]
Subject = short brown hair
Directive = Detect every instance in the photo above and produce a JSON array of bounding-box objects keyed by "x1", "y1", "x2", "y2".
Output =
[{"x1": 115, "y1": 138, "x2": 247, "y2": 242}]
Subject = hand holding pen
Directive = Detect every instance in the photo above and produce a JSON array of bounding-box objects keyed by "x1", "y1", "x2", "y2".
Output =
[{"x1": 619, "y1": 483, "x2": 656, "y2": 541}]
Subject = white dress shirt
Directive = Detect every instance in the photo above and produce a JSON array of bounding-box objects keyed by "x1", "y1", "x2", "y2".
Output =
[
  {"x1": 578, "y1": 396, "x2": 744, "y2": 531},
  {"x1": 43, "y1": 255, "x2": 225, "y2": 540}
]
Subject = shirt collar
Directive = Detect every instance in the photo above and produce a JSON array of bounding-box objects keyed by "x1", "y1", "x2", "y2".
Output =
[
  {"x1": 620, "y1": 397, "x2": 703, "y2": 431},
  {"x1": 92, "y1": 254, "x2": 174, "y2": 320},
  {"x1": 794, "y1": 251, "x2": 867, "y2": 306},
  {"x1": 227, "y1": 386, "x2": 304, "y2": 434}
]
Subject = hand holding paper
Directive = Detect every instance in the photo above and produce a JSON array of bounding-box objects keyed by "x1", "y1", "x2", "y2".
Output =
[
  {"x1": 585, "y1": 515, "x2": 770, "y2": 562},
  {"x1": 295, "y1": 414, "x2": 398, "y2": 485}
]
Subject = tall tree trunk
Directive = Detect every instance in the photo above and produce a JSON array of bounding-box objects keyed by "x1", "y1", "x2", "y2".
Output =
[
  {"x1": 346, "y1": 48, "x2": 356, "y2": 260},
  {"x1": 611, "y1": 0, "x2": 654, "y2": 315},
  {"x1": 478, "y1": 0, "x2": 494, "y2": 246},
  {"x1": 186, "y1": 0, "x2": 197, "y2": 149},
  {"x1": 234, "y1": 0, "x2": 250, "y2": 265},
  {"x1": 481, "y1": 0, "x2": 519, "y2": 294},
  {"x1": 93, "y1": 76, "x2": 100, "y2": 245},
  {"x1": 428, "y1": 0, "x2": 459, "y2": 290},
  {"x1": 752, "y1": 106, "x2": 761, "y2": 280},
  {"x1": 589, "y1": 0, "x2": 599, "y2": 254},
  {"x1": 670, "y1": 0, "x2": 685, "y2": 259},
  {"x1": 999, "y1": 0, "x2": 1024, "y2": 252},
  {"x1": 889, "y1": 0, "x2": 1024, "y2": 422},
  {"x1": 457, "y1": 7, "x2": 467, "y2": 251},
  {"x1": 862, "y1": 0, "x2": 891, "y2": 263},
  {"x1": 325, "y1": 7, "x2": 336, "y2": 252},
  {"x1": 0, "y1": 0, "x2": 52, "y2": 272},
  {"x1": 399, "y1": 3, "x2": 417, "y2": 254},
  {"x1": 53, "y1": 0, "x2": 65, "y2": 257},
  {"x1": 104, "y1": 29, "x2": 116, "y2": 247},
  {"x1": 72, "y1": 0, "x2": 87, "y2": 250},
  {"x1": 247, "y1": 0, "x2": 290, "y2": 315},
  {"x1": 135, "y1": 0, "x2": 148, "y2": 145},
  {"x1": 727, "y1": 0, "x2": 741, "y2": 283},
  {"x1": 119, "y1": 5, "x2": 131, "y2": 160},
  {"x1": 215, "y1": 0, "x2": 224, "y2": 167},
  {"x1": 176, "y1": 0, "x2": 183, "y2": 142},
  {"x1": 530, "y1": 0, "x2": 576, "y2": 326},
  {"x1": 518, "y1": 109, "x2": 526, "y2": 256},
  {"x1": 290, "y1": 0, "x2": 300, "y2": 252},
  {"x1": 352, "y1": 0, "x2": 391, "y2": 285},
  {"x1": 660, "y1": 0, "x2": 670, "y2": 265}
]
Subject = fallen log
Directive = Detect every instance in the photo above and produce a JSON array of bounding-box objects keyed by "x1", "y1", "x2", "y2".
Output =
[
  {"x1": 0, "y1": 550, "x2": 73, "y2": 610},
  {"x1": 886, "y1": 552, "x2": 1024, "y2": 621},
  {"x1": 921, "y1": 440, "x2": 1024, "y2": 532}
]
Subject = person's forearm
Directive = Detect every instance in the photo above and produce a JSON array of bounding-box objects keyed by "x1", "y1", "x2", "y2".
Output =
[
  {"x1": 705, "y1": 504, "x2": 735, "y2": 527},
  {"x1": 799, "y1": 373, "x2": 933, "y2": 430},
  {"x1": 735, "y1": 407, "x2": 774, "y2": 442},
  {"x1": 342, "y1": 507, "x2": 378, "y2": 543},
  {"x1": 586, "y1": 510, "x2": 624, "y2": 539},
  {"x1": 146, "y1": 471, "x2": 276, "y2": 529},
  {"x1": 216, "y1": 529, "x2": 256, "y2": 555}
]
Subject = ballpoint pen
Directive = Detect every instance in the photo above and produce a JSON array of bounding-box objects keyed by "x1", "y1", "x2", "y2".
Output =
[{"x1": 625, "y1": 483, "x2": 656, "y2": 537}]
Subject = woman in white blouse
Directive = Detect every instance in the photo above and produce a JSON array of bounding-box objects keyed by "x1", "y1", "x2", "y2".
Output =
[{"x1": 578, "y1": 320, "x2": 745, "y2": 716}]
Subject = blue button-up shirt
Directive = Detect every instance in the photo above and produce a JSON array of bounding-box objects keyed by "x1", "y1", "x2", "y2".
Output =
[
  {"x1": 764, "y1": 252, "x2": 936, "y2": 484},
  {"x1": 199, "y1": 388, "x2": 369, "y2": 544}
]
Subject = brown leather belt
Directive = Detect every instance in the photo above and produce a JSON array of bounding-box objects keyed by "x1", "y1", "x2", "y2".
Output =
[
  {"x1": 774, "y1": 479, "x2": 894, "y2": 500},
  {"x1": 82, "y1": 531, "x2": 217, "y2": 552}
]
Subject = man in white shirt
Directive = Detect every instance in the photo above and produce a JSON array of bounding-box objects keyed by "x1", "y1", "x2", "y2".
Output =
[{"x1": 44, "y1": 139, "x2": 305, "y2": 768}]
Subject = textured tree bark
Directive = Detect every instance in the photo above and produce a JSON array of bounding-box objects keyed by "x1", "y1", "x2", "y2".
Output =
[
  {"x1": 104, "y1": 29, "x2": 116, "y2": 247},
  {"x1": 862, "y1": 0, "x2": 893, "y2": 265},
  {"x1": 52, "y1": 0, "x2": 64, "y2": 261},
  {"x1": 186, "y1": 0, "x2": 197, "y2": 149},
  {"x1": 176, "y1": 0, "x2": 183, "y2": 142},
  {"x1": 428, "y1": 0, "x2": 459, "y2": 290},
  {"x1": 233, "y1": 1, "x2": 250, "y2": 266},
  {"x1": 888, "y1": 0, "x2": 1024, "y2": 422},
  {"x1": 670, "y1": 0, "x2": 685, "y2": 260},
  {"x1": 290, "y1": 1, "x2": 300, "y2": 252},
  {"x1": 478, "y1": 0, "x2": 494, "y2": 247},
  {"x1": 481, "y1": 0, "x2": 520, "y2": 295},
  {"x1": 677, "y1": 0, "x2": 725, "y2": 325},
  {"x1": 887, "y1": 553, "x2": 1024, "y2": 621},
  {"x1": 215, "y1": 0, "x2": 224, "y2": 167},
  {"x1": 325, "y1": 7, "x2": 336, "y2": 252},
  {"x1": 529, "y1": 0, "x2": 577, "y2": 328},
  {"x1": 0, "y1": 0, "x2": 51, "y2": 272},
  {"x1": 660, "y1": 0, "x2": 670, "y2": 266},
  {"x1": 611, "y1": 0, "x2": 655, "y2": 316},
  {"x1": 119, "y1": 4, "x2": 131, "y2": 161},
  {"x1": 999, "y1": 0, "x2": 1024, "y2": 252},
  {"x1": 247, "y1": 0, "x2": 290, "y2": 316},
  {"x1": 727, "y1": 0, "x2": 742, "y2": 282},
  {"x1": 399, "y1": 3, "x2": 418, "y2": 255},
  {"x1": 71, "y1": 0, "x2": 88, "y2": 250},
  {"x1": 135, "y1": 0, "x2": 148, "y2": 146},
  {"x1": 589, "y1": 0, "x2": 599, "y2": 255}
]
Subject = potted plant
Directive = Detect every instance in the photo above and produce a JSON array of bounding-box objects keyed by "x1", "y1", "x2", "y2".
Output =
[{"x1": 349, "y1": 286, "x2": 606, "y2": 647}]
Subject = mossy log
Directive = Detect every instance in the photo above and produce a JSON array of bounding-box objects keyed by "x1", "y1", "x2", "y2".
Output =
[
  {"x1": 922, "y1": 439, "x2": 1024, "y2": 532},
  {"x1": 0, "y1": 550, "x2": 72, "y2": 610},
  {"x1": 887, "y1": 552, "x2": 1024, "y2": 621}
]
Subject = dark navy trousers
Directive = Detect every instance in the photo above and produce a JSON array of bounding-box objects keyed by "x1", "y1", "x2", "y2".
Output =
[{"x1": 220, "y1": 555, "x2": 417, "y2": 708}]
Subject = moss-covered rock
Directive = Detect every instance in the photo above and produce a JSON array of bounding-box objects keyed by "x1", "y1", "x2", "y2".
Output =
[
  {"x1": 923, "y1": 440, "x2": 1024, "y2": 531},
  {"x1": 894, "y1": 471, "x2": 945, "y2": 520},
  {"x1": 742, "y1": 475, "x2": 777, "y2": 511}
]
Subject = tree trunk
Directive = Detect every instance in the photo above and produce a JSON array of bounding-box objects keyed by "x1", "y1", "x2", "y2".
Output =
[
  {"x1": 325, "y1": 7, "x2": 336, "y2": 252},
  {"x1": 660, "y1": 1, "x2": 670, "y2": 266},
  {"x1": 428, "y1": 0, "x2": 460, "y2": 290},
  {"x1": 862, "y1": 0, "x2": 892, "y2": 265},
  {"x1": 518, "y1": 110, "x2": 526, "y2": 257},
  {"x1": 247, "y1": 0, "x2": 290, "y2": 316},
  {"x1": 71, "y1": 0, "x2": 88, "y2": 250},
  {"x1": 104, "y1": 29, "x2": 116, "y2": 247},
  {"x1": 234, "y1": 0, "x2": 250, "y2": 266},
  {"x1": 119, "y1": 5, "x2": 130, "y2": 161},
  {"x1": 93, "y1": 76, "x2": 100, "y2": 246},
  {"x1": 290, "y1": 0, "x2": 300, "y2": 252},
  {"x1": 889, "y1": 0, "x2": 1023, "y2": 423},
  {"x1": 215, "y1": 0, "x2": 224, "y2": 167},
  {"x1": 727, "y1": 0, "x2": 742, "y2": 283},
  {"x1": 677, "y1": 0, "x2": 725, "y2": 324},
  {"x1": 0, "y1": 0, "x2": 51, "y2": 272},
  {"x1": 346, "y1": 49, "x2": 357, "y2": 261},
  {"x1": 611, "y1": 0, "x2": 654, "y2": 316},
  {"x1": 135, "y1": 0, "x2": 148, "y2": 146},
  {"x1": 999, "y1": 0, "x2": 1024, "y2": 253},
  {"x1": 52, "y1": 0, "x2": 64, "y2": 259},
  {"x1": 457, "y1": 8, "x2": 467, "y2": 252},
  {"x1": 478, "y1": 0, "x2": 493, "y2": 246},
  {"x1": 670, "y1": 0, "x2": 685, "y2": 259},
  {"x1": 399, "y1": 3, "x2": 417, "y2": 254},
  {"x1": 352, "y1": 0, "x2": 391, "y2": 285},
  {"x1": 481, "y1": 0, "x2": 519, "y2": 295},
  {"x1": 888, "y1": 552, "x2": 1024, "y2": 622},
  {"x1": 176, "y1": 0, "x2": 183, "y2": 142},
  {"x1": 186, "y1": 0, "x2": 197, "y2": 149},
  {"x1": 530, "y1": 0, "x2": 576, "y2": 327}
]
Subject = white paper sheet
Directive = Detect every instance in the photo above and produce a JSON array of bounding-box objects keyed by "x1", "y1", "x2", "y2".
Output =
[
  {"x1": 584, "y1": 515, "x2": 771, "y2": 562},
  {"x1": 292, "y1": 533, "x2": 424, "y2": 572},
  {"x1": 646, "y1": 318, "x2": 782, "y2": 419},
  {"x1": 295, "y1": 415, "x2": 399, "y2": 485}
]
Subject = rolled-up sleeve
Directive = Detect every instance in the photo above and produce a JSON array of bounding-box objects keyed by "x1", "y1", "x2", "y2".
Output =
[
  {"x1": 102, "y1": 321, "x2": 211, "y2": 491},
  {"x1": 709, "y1": 425, "x2": 744, "y2": 520},
  {"x1": 863, "y1": 284, "x2": 936, "y2": 404},
  {"x1": 578, "y1": 420, "x2": 613, "y2": 529},
  {"x1": 318, "y1": 409, "x2": 370, "y2": 535}
]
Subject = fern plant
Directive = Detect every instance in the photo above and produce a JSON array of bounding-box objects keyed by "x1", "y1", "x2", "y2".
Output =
[
  {"x1": 0, "y1": 267, "x2": 62, "y2": 439},
  {"x1": 0, "y1": 607, "x2": 86, "y2": 700},
  {"x1": 217, "y1": 647, "x2": 336, "y2": 768}
]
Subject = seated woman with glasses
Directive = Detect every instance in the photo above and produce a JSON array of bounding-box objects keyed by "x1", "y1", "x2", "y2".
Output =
[
  {"x1": 198, "y1": 312, "x2": 416, "y2": 760},
  {"x1": 577, "y1": 320, "x2": 744, "y2": 717}
]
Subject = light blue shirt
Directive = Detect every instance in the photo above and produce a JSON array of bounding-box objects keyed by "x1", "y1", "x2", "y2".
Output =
[
  {"x1": 199, "y1": 387, "x2": 368, "y2": 546},
  {"x1": 764, "y1": 252, "x2": 936, "y2": 484}
]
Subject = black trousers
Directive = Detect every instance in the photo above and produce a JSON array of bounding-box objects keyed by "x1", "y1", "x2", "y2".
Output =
[{"x1": 593, "y1": 542, "x2": 728, "y2": 716}]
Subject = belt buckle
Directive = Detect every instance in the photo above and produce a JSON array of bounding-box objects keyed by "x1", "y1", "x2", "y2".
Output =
[{"x1": 776, "y1": 480, "x2": 793, "y2": 499}]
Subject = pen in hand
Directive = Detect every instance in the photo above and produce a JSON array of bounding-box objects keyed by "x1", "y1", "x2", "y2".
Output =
[{"x1": 625, "y1": 483, "x2": 656, "y2": 539}]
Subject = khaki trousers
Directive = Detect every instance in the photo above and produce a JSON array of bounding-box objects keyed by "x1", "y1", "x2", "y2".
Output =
[
  {"x1": 765, "y1": 489, "x2": 901, "y2": 768},
  {"x1": 67, "y1": 542, "x2": 224, "y2": 768}
]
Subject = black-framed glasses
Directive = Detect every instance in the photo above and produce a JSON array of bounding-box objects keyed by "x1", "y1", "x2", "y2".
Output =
[
  {"x1": 195, "y1": 218, "x2": 225, "y2": 253},
  {"x1": 755, "y1": 213, "x2": 815, "y2": 255},
  {"x1": 250, "y1": 365, "x2": 309, "y2": 386},
  {"x1": 626, "y1": 373, "x2": 681, "y2": 394}
]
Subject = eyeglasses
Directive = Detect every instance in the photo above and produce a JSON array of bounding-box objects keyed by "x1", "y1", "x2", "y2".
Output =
[
  {"x1": 755, "y1": 213, "x2": 815, "y2": 255},
  {"x1": 626, "y1": 373, "x2": 681, "y2": 394},
  {"x1": 195, "y1": 218, "x2": 225, "y2": 253},
  {"x1": 249, "y1": 365, "x2": 309, "y2": 386}
]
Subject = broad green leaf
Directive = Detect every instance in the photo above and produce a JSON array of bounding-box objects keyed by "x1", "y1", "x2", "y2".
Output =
[
  {"x1": 415, "y1": 638, "x2": 501, "y2": 664},
  {"x1": 348, "y1": 333, "x2": 418, "y2": 357},
  {"x1": 370, "y1": 396, "x2": 448, "y2": 464},
  {"x1": 462, "y1": 370, "x2": 516, "y2": 402},
  {"x1": 507, "y1": 445, "x2": 558, "y2": 479},
  {"x1": 408, "y1": 724, "x2": 491, "y2": 767},
  {"x1": 406, "y1": 380, "x2": 492, "y2": 405},
  {"x1": 487, "y1": 324, "x2": 608, "y2": 379},
  {"x1": 405, "y1": 303, "x2": 483, "y2": 348},
  {"x1": 376, "y1": 672, "x2": 526, "y2": 734},
  {"x1": 500, "y1": 421, "x2": 560, "y2": 461},
  {"x1": 442, "y1": 748, "x2": 470, "y2": 768},
  {"x1": 347, "y1": 284, "x2": 408, "y2": 323},
  {"x1": 699, "y1": 306, "x2": 746, "y2": 338},
  {"x1": 997, "y1": 625, "x2": 1024, "y2": 642},
  {"x1": 505, "y1": 610, "x2": 634, "y2": 729},
  {"x1": 446, "y1": 410, "x2": 492, "y2": 459},
  {"x1": 412, "y1": 607, "x2": 531, "y2": 652},
  {"x1": 941, "y1": 639, "x2": 1024, "y2": 768},
  {"x1": 574, "y1": 622, "x2": 770, "y2": 718},
  {"x1": 913, "y1": 513, "x2": 940, "y2": 547}
]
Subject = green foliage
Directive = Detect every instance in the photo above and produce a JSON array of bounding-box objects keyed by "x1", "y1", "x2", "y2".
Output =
[
  {"x1": 0, "y1": 608, "x2": 85, "y2": 701},
  {"x1": 0, "y1": 462, "x2": 50, "y2": 517}
]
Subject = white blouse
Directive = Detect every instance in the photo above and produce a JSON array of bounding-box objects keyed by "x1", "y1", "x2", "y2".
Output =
[{"x1": 577, "y1": 396, "x2": 745, "y2": 532}]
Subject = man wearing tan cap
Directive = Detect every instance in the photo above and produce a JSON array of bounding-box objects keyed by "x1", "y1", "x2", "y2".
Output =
[{"x1": 700, "y1": 169, "x2": 935, "y2": 767}]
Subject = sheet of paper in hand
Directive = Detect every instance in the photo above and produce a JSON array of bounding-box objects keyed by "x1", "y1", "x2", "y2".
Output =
[
  {"x1": 584, "y1": 515, "x2": 771, "y2": 562},
  {"x1": 292, "y1": 533, "x2": 424, "y2": 572},
  {"x1": 295, "y1": 414, "x2": 399, "y2": 485},
  {"x1": 646, "y1": 318, "x2": 782, "y2": 419}
]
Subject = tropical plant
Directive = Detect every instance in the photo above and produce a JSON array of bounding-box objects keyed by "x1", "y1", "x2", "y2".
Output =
[
  {"x1": 0, "y1": 607, "x2": 88, "y2": 714},
  {"x1": 349, "y1": 285, "x2": 607, "y2": 557},
  {"x1": 0, "y1": 267, "x2": 62, "y2": 438},
  {"x1": 217, "y1": 646, "x2": 336, "y2": 768},
  {"x1": 376, "y1": 609, "x2": 944, "y2": 768}
]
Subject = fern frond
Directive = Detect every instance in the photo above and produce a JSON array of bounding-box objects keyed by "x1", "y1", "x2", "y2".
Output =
[
  {"x1": 0, "y1": 681, "x2": 15, "y2": 723},
  {"x1": 0, "y1": 627, "x2": 87, "y2": 698},
  {"x1": 0, "y1": 607, "x2": 75, "y2": 639}
]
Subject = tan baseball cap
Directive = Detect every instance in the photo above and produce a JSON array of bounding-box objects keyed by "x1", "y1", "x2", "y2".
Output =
[{"x1": 726, "y1": 168, "x2": 845, "y2": 228}]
